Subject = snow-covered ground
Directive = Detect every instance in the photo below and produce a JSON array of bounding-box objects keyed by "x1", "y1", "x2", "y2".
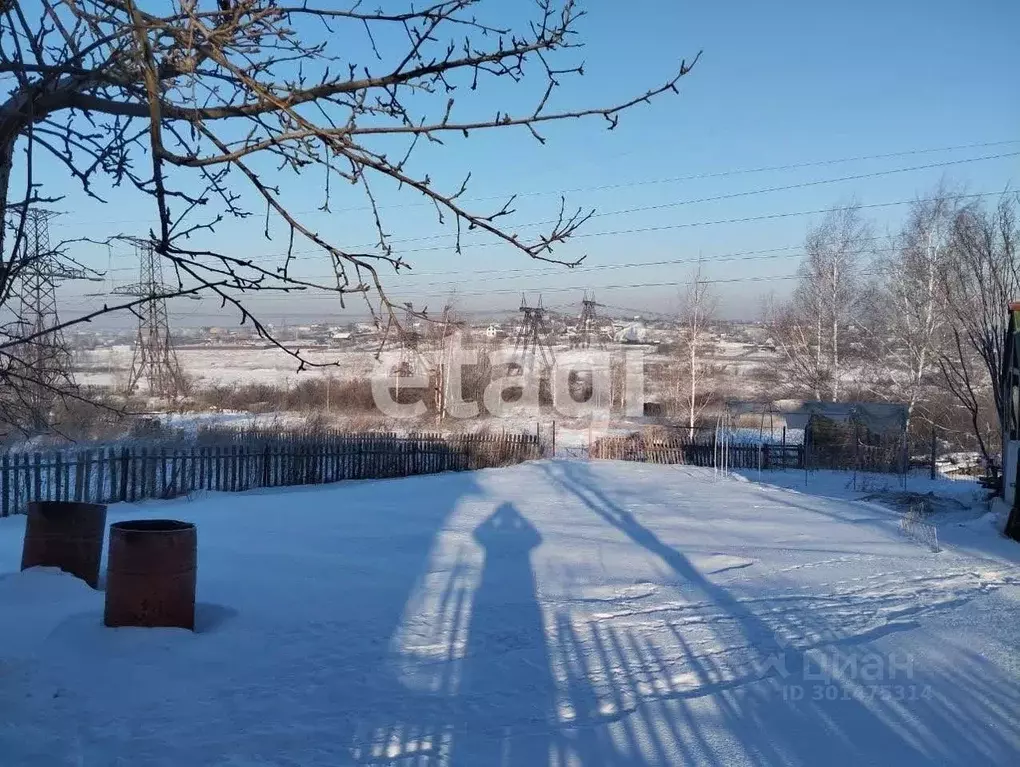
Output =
[
  {"x1": 2, "y1": 461, "x2": 1018, "y2": 765},
  {"x1": 75, "y1": 346, "x2": 382, "y2": 388}
]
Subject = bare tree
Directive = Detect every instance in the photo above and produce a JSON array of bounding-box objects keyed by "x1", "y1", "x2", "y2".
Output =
[
  {"x1": 938, "y1": 193, "x2": 1020, "y2": 468},
  {"x1": 763, "y1": 292, "x2": 825, "y2": 401},
  {"x1": 424, "y1": 293, "x2": 461, "y2": 424},
  {"x1": 764, "y1": 202, "x2": 872, "y2": 402},
  {"x1": 673, "y1": 261, "x2": 717, "y2": 436},
  {"x1": 866, "y1": 186, "x2": 960, "y2": 426},
  {"x1": 0, "y1": 0, "x2": 697, "y2": 433},
  {"x1": 803, "y1": 203, "x2": 872, "y2": 401}
]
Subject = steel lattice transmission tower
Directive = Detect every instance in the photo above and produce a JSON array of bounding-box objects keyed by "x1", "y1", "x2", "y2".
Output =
[
  {"x1": 14, "y1": 210, "x2": 90, "y2": 426},
  {"x1": 573, "y1": 290, "x2": 610, "y2": 349},
  {"x1": 512, "y1": 293, "x2": 555, "y2": 375},
  {"x1": 114, "y1": 242, "x2": 186, "y2": 399}
]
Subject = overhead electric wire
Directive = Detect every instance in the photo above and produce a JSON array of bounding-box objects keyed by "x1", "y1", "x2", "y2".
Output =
[
  {"x1": 88, "y1": 184, "x2": 1012, "y2": 278},
  {"x1": 59, "y1": 268, "x2": 885, "y2": 315},
  {"x1": 65, "y1": 238, "x2": 902, "y2": 301},
  {"x1": 48, "y1": 136, "x2": 1020, "y2": 228}
]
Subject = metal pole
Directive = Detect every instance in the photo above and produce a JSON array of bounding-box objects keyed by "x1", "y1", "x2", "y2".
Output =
[
  {"x1": 853, "y1": 419, "x2": 860, "y2": 491},
  {"x1": 804, "y1": 419, "x2": 810, "y2": 487}
]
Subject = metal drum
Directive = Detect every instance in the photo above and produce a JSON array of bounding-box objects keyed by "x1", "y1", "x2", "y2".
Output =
[
  {"x1": 103, "y1": 519, "x2": 197, "y2": 630},
  {"x1": 21, "y1": 501, "x2": 108, "y2": 588}
]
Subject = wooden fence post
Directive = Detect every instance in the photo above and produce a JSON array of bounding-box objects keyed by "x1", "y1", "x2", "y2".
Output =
[
  {"x1": 1, "y1": 454, "x2": 8, "y2": 517},
  {"x1": 76, "y1": 452, "x2": 87, "y2": 502},
  {"x1": 33, "y1": 452, "x2": 43, "y2": 502},
  {"x1": 119, "y1": 447, "x2": 129, "y2": 502},
  {"x1": 54, "y1": 452, "x2": 63, "y2": 502}
]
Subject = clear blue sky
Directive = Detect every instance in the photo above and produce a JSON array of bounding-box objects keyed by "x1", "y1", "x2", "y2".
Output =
[{"x1": 46, "y1": 0, "x2": 1020, "y2": 327}]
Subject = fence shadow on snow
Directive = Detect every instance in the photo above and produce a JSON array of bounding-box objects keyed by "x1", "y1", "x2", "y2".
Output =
[{"x1": 530, "y1": 460, "x2": 1018, "y2": 765}]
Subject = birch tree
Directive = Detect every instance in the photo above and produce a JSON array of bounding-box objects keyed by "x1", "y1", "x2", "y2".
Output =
[
  {"x1": 765, "y1": 203, "x2": 871, "y2": 402},
  {"x1": 868, "y1": 188, "x2": 959, "y2": 425},
  {"x1": 674, "y1": 261, "x2": 717, "y2": 436},
  {"x1": 802, "y1": 203, "x2": 871, "y2": 401}
]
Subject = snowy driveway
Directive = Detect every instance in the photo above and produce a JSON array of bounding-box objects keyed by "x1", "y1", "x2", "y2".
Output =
[{"x1": 2, "y1": 460, "x2": 1018, "y2": 766}]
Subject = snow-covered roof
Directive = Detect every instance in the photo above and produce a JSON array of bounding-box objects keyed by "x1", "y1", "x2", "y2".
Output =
[{"x1": 727, "y1": 400, "x2": 908, "y2": 435}]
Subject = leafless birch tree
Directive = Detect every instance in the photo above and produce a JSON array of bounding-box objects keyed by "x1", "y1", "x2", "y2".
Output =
[
  {"x1": 867, "y1": 187, "x2": 959, "y2": 426},
  {"x1": 765, "y1": 202, "x2": 872, "y2": 402},
  {"x1": 673, "y1": 261, "x2": 716, "y2": 436}
]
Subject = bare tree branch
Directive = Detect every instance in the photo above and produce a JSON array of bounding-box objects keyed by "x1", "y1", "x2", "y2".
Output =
[{"x1": 0, "y1": 0, "x2": 696, "y2": 434}]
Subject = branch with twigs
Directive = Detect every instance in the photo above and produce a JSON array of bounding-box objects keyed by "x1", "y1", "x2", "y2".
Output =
[{"x1": 0, "y1": 0, "x2": 697, "y2": 434}]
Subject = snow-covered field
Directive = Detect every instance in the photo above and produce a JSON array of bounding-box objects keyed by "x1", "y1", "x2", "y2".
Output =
[
  {"x1": 75, "y1": 346, "x2": 383, "y2": 388},
  {"x1": 2, "y1": 462, "x2": 1018, "y2": 765}
]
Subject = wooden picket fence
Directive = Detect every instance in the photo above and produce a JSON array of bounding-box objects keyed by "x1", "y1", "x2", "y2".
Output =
[
  {"x1": 591, "y1": 435, "x2": 804, "y2": 470},
  {"x1": 0, "y1": 431, "x2": 543, "y2": 516}
]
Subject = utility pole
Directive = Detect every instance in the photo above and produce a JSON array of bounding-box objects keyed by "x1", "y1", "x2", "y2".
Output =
[
  {"x1": 432, "y1": 302, "x2": 455, "y2": 425},
  {"x1": 399, "y1": 302, "x2": 419, "y2": 378},
  {"x1": 113, "y1": 241, "x2": 187, "y2": 400},
  {"x1": 13, "y1": 209, "x2": 97, "y2": 429}
]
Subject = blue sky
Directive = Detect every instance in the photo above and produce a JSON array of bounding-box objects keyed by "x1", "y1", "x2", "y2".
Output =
[{"x1": 44, "y1": 0, "x2": 1020, "y2": 327}]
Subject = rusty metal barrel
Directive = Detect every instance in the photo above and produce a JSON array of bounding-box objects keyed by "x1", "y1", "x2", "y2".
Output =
[
  {"x1": 103, "y1": 519, "x2": 197, "y2": 630},
  {"x1": 21, "y1": 501, "x2": 108, "y2": 588}
]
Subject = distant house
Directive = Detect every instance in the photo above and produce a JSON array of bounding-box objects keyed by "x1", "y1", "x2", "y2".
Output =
[
  {"x1": 617, "y1": 322, "x2": 649, "y2": 344},
  {"x1": 485, "y1": 324, "x2": 500, "y2": 338}
]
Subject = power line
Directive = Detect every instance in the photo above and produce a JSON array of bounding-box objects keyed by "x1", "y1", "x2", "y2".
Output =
[
  {"x1": 66, "y1": 239, "x2": 902, "y2": 297},
  {"x1": 59, "y1": 181, "x2": 1008, "y2": 305},
  {"x1": 540, "y1": 138, "x2": 1020, "y2": 191},
  {"x1": 49, "y1": 137, "x2": 1020, "y2": 228},
  {"x1": 90, "y1": 184, "x2": 1013, "y2": 277},
  {"x1": 581, "y1": 151, "x2": 1019, "y2": 222},
  {"x1": 58, "y1": 269, "x2": 867, "y2": 312},
  {"x1": 257, "y1": 243, "x2": 904, "y2": 293}
]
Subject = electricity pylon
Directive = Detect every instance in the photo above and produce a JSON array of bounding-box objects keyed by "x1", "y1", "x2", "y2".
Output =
[
  {"x1": 14, "y1": 210, "x2": 94, "y2": 428},
  {"x1": 573, "y1": 290, "x2": 610, "y2": 349},
  {"x1": 512, "y1": 293, "x2": 555, "y2": 375},
  {"x1": 113, "y1": 241, "x2": 187, "y2": 399}
]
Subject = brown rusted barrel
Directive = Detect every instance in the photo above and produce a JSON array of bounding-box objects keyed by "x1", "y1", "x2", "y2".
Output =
[
  {"x1": 103, "y1": 519, "x2": 197, "y2": 630},
  {"x1": 21, "y1": 501, "x2": 108, "y2": 588}
]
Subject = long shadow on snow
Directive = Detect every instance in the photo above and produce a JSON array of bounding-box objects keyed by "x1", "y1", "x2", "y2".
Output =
[
  {"x1": 346, "y1": 501, "x2": 562, "y2": 766},
  {"x1": 539, "y1": 460, "x2": 1018, "y2": 765},
  {"x1": 352, "y1": 501, "x2": 668, "y2": 766},
  {"x1": 447, "y1": 502, "x2": 556, "y2": 766}
]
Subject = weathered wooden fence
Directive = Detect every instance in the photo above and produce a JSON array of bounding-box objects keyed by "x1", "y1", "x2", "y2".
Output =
[
  {"x1": 0, "y1": 431, "x2": 543, "y2": 516},
  {"x1": 591, "y1": 436, "x2": 805, "y2": 470}
]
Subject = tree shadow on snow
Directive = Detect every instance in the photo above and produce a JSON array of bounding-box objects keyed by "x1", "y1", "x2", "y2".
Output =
[{"x1": 536, "y1": 460, "x2": 1020, "y2": 766}]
